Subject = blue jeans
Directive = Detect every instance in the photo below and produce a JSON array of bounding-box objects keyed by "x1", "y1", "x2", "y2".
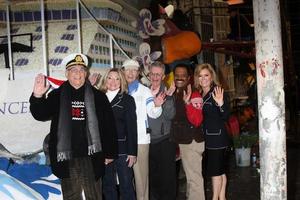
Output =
[{"x1": 103, "y1": 155, "x2": 136, "y2": 200}]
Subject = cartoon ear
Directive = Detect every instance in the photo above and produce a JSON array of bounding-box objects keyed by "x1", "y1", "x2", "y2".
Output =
[
  {"x1": 150, "y1": 51, "x2": 162, "y2": 61},
  {"x1": 140, "y1": 8, "x2": 152, "y2": 18},
  {"x1": 139, "y1": 43, "x2": 151, "y2": 57},
  {"x1": 138, "y1": 9, "x2": 152, "y2": 39},
  {"x1": 165, "y1": 5, "x2": 174, "y2": 18}
]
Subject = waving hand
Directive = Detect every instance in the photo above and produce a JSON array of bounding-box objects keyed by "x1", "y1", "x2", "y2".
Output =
[{"x1": 33, "y1": 74, "x2": 50, "y2": 98}]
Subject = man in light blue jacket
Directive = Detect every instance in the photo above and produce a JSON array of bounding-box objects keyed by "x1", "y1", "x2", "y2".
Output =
[{"x1": 122, "y1": 59, "x2": 163, "y2": 200}]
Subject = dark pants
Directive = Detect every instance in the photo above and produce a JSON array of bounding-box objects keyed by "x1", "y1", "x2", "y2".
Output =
[
  {"x1": 60, "y1": 157, "x2": 102, "y2": 200},
  {"x1": 103, "y1": 155, "x2": 136, "y2": 200},
  {"x1": 149, "y1": 139, "x2": 177, "y2": 200}
]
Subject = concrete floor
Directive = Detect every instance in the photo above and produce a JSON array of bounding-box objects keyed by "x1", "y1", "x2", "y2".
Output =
[
  {"x1": 176, "y1": 139, "x2": 300, "y2": 200},
  {"x1": 176, "y1": 150, "x2": 260, "y2": 200}
]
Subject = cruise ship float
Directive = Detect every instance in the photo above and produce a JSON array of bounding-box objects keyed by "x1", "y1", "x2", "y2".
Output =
[{"x1": 0, "y1": 1, "x2": 141, "y2": 198}]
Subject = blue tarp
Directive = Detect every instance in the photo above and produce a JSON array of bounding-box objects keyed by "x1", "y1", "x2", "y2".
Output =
[{"x1": 0, "y1": 156, "x2": 61, "y2": 199}]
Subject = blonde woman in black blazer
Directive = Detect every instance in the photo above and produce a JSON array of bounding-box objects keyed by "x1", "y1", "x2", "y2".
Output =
[
  {"x1": 99, "y1": 68, "x2": 138, "y2": 200},
  {"x1": 194, "y1": 63, "x2": 230, "y2": 200}
]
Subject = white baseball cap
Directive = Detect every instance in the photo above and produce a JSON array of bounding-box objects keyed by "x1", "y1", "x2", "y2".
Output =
[
  {"x1": 122, "y1": 59, "x2": 140, "y2": 70},
  {"x1": 62, "y1": 53, "x2": 89, "y2": 69}
]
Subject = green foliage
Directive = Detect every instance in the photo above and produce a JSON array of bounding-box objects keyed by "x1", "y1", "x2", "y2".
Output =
[{"x1": 233, "y1": 133, "x2": 258, "y2": 148}]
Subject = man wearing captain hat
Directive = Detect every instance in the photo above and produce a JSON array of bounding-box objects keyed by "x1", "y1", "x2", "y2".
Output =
[{"x1": 30, "y1": 53, "x2": 118, "y2": 199}]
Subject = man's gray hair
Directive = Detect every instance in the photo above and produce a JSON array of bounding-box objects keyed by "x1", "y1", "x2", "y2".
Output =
[{"x1": 149, "y1": 61, "x2": 165, "y2": 74}]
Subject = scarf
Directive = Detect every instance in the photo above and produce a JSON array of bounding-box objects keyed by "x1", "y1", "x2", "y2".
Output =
[
  {"x1": 128, "y1": 80, "x2": 139, "y2": 95},
  {"x1": 56, "y1": 81, "x2": 102, "y2": 162}
]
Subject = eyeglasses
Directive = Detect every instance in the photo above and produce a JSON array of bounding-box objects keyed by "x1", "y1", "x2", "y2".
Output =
[
  {"x1": 149, "y1": 73, "x2": 163, "y2": 78},
  {"x1": 68, "y1": 67, "x2": 86, "y2": 74},
  {"x1": 124, "y1": 68, "x2": 139, "y2": 73}
]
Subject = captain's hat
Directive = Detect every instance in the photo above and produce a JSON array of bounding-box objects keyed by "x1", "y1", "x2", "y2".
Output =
[{"x1": 62, "y1": 53, "x2": 89, "y2": 69}]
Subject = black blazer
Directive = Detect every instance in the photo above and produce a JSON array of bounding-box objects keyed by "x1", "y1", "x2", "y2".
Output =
[
  {"x1": 202, "y1": 87, "x2": 230, "y2": 149},
  {"x1": 110, "y1": 93, "x2": 137, "y2": 156},
  {"x1": 29, "y1": 83, "x2": 118, "y2": 180}
]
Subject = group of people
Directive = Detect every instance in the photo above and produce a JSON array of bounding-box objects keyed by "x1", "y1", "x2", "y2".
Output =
[{"x1": 30, "y1": 52, "x2": 230, "y2": 200}]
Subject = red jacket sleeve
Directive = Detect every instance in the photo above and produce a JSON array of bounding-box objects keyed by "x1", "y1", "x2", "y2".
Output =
[{"x1": 185, "y1": 103, "x2": 203, "y2": 127}]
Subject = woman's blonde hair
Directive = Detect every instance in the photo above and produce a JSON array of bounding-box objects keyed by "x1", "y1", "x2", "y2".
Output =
[
  {"x1": 99, "y1": 68, "x2": 128, "y2": 94},
  {"x1": 194, "y1": 63, "x2": 220, "y2": 92}
]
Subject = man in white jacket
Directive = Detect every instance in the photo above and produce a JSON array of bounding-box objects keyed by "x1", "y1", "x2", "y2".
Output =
[{"x1": 122, "y1": 59, "x2": 163, "y2": 200}]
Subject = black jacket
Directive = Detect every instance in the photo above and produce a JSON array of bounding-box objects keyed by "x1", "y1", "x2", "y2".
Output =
[
  {"x1": 202, "y1": 87, "x2": 230, "y2": 149},
  {"x1": 110, "y1": 93, "x2": 137, "y2": 156},
  {"x1": 29, "y1": 83, "x2": 118, "y2": 180},
  {"x1": 170, "y1": 89, "x2": 204, "y2": 144}
]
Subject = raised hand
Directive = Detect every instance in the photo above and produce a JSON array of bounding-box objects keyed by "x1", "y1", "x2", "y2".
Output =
[
  {"x1": 33, "y1": 74, "x2": 50, "y2": 98},
  {"x1": 89, "y1": 73, "x2": 101, "y2": 86},
  {"x1": 104, "y1": 158, "x2": 114, "y2": 165},
  {"x1": 212, "y1": 86, "x2": 224, "y2": 106},
  {"x1": 154, "y1": 91, "x2": 166, "y2": 107},
  {"x1": 151, "y1": 86, "x2": 160, "y2": 96},
  {"x1": 183, "y1": 84, "x2": 192, "y2": 104},
  {"x1": 165, "y1": 81, "x2": 176, "y2": 96},
  {"x1": 126, "y1": 155, "x2": 137, "y2": 168}
]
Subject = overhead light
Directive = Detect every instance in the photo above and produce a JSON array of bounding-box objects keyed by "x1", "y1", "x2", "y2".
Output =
[{"x1": 225, "y1": 0, "x2": 244, "y2": 5}]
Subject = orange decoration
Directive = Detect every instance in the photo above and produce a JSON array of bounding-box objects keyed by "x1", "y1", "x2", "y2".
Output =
[{"x1": 162, "y1": 31, "x2": 202, "y2": 64}]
